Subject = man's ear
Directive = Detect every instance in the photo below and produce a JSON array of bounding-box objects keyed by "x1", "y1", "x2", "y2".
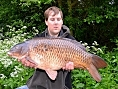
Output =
[{"x1": 45, "y1": 20, "x2": 48, "y2": 26}]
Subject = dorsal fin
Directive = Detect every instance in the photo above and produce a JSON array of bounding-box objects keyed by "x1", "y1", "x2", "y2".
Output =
[
  {"x1": 60, "y1": 37, "x2": 87, "y2": 51},
  {"x1": 30, "y1": 37, "x2": 87, "y2": 51}
]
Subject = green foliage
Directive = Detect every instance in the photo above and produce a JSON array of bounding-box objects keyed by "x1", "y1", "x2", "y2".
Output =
[
  {"x1": 72, "y1": 41, "x2": 118, "y2": 89},
  {"x1": 0, "y1": 26, "x2": 35, "y2": 89},
  {"x1": 20, "y1": 0, "x2": 53, "y2": 4},
  {"x1": 60, "y1": 0, "x2": 118, "y2": 50},
  {"x1": 84, "y1": 4, "x2": 118, "y2": 24},
  {"x1": 0, "y1": 25, "x2": 39, "y2": 40},
  {"x1": 0, "y1": 0, "x2": 46, "y2": 35}
]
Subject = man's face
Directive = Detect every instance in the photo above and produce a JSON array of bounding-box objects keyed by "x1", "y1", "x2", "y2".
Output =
[{"x1": 45, "y1": 11, "x2": 63, "y2": 36}]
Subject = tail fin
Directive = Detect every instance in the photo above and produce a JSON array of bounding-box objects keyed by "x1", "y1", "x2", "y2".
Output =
[
  {"x1": 87, "y1": 64, "x2": 101, "y2": 82},
  {"x1": 87, "y1": 55, "x2": 107, "y2": 82},
  {"x1": 92, "y1": 55, "x2": 107, "y2": 69}
]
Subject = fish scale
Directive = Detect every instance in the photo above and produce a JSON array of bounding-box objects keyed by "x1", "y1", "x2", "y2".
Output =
[{"x1": 8, "y1": 37, "x2": 107, "y2": 82}]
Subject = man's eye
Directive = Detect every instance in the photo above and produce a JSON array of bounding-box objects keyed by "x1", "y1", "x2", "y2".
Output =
[
  {"x1": 57, "y1": 18, "x2": 61, "y2": 21},
  {"x1": 50, "y1": 18, "x2": 55, "y2": 21}
]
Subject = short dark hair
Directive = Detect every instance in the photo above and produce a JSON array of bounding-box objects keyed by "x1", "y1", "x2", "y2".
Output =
[{"x1": 44, "y1": 6, "x2": 63, "y2": 21}]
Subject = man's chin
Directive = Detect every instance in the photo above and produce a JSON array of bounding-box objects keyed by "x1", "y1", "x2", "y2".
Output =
[{"x1": 54, "y1": 30, "x2": 60, "y2": 34}]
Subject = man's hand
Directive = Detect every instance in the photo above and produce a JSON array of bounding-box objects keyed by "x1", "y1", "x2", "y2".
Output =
[
  {"x1": 18, "y1": 58, "x2": 37, "y2": 69},
  {"x1": 63, "y1": 62, "x2": 74, "y2": 71}
]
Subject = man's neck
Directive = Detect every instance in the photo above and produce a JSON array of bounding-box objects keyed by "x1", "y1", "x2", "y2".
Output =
[{"x1": 48, "y1": 30, "x2": 59, "y2": 37}]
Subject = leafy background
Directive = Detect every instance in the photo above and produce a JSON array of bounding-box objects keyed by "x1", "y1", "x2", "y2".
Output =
[{"x1": 0, "y1": 0, "x2": 118, "y2": 89}]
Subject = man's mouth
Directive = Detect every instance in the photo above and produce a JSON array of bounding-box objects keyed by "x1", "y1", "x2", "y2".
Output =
[
  {"x1": 54, "y1": 27, "x2": 58, "y2": 28},
  {"x1": 54, "y1": 27, "x2": 59, "y2": 29}
]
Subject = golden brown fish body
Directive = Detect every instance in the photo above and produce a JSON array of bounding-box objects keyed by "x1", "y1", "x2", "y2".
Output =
[{"x1": 8, "y1": 37, "x2": 107, "y2": 82}]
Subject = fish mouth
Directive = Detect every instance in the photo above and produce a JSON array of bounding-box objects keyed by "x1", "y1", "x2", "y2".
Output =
[
  {"x1": 7, "y1": 52, "x2": 12, "y2": 56},
  {"x1": 7, "y1": 52, "x2": 18, "y2": 59}
]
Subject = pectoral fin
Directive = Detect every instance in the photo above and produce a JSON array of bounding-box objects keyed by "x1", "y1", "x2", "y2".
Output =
[
  {"x1": 25, "y1": 56, "x2": 38, "y2": 65},
  {"x1": 45, "y1": 69, "x2": 57, "y2": 80}
]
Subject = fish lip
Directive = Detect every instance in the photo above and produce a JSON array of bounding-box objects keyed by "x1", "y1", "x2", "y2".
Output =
[
  {"x1": 7, "y1": 51, "x2": 12, "y2": 56},
  {"x1": 7, "y1": 52, "x2": 16, "y2": 58},
  {"x1": 7, "y1": 52, "x2": 17, "y2": 58}
]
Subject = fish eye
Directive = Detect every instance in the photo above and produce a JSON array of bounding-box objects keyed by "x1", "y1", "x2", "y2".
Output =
[{"x1": 15, "y1": 46, "x2": 19, "y2": 49}]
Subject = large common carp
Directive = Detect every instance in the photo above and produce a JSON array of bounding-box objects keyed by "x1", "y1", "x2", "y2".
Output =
[{"x1": 8, "y1": 37, "x2": 107, "y2": 82}]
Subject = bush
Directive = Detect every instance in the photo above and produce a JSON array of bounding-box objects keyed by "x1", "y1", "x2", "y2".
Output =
[
  {"x1": 0, "y1": 26, "x2": 35, "y2": 89},
  {"x1": 72, "y1": 41, "x2": 118, "y2": 89}
]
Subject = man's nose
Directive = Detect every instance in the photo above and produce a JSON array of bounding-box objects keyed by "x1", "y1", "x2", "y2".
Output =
[{"x1": 54, "y1": 19, "x2": 58, "y2": 24}]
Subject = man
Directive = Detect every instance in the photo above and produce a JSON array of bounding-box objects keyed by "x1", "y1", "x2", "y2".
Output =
[{"x1": 17, "y1": 6, "x2": 75, "y2": 89}]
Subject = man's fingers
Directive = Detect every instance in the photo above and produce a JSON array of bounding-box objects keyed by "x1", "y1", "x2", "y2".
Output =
[
  {"x1": 62, "y1": 66, "x2": 66, "y2": 70},
  {"x1": 69, "y1": 62, "x2": 74, "y2": 70},
  {"x1": 18, "y1": 58, "x2": 37, "y2": 68},
  {"x1": 63, "y1": 62, "x2": 74, "y2": 70}
]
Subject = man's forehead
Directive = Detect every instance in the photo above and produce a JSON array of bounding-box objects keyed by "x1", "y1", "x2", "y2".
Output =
[{"x1": 49, "y1": 11, "x2": 61, "y2": 17}]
